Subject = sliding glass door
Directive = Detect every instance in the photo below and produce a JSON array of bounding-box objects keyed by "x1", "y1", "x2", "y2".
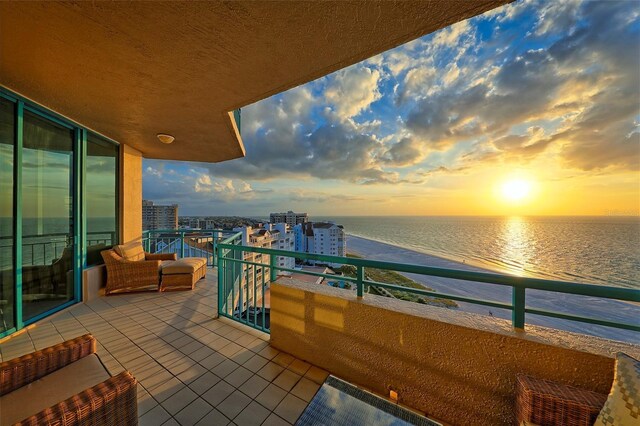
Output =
[
  {"x1": 0, "y1": 88, "x2": 120, "y2": 337},
  {"x1": 0, "y1": 98, "x2": 15, "y2": 334},
  {"x1": 21, "y1": 110, "x2": 76, "y2": 322},
  {"x1": 86, "y1": 134, "x2": 118, "y2": 265}
]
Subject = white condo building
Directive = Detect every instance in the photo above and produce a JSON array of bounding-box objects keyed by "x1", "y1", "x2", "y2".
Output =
[
  {"x1": 232, "y1": 226, "x2": 275, "y2": 313},
  {"x1": 293, "y1": 221, "x2": 346, "y2": 267},
  {"x1": 266, "y1": 223, "x2": 296, "y2": 273},
  {"x1": 230, "y1": 223, "x2": 296, "y2": 313}
]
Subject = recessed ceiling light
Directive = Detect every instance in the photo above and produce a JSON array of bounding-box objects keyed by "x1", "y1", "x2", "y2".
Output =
[{"x1": 157, "y1": 133, "x2": 175, "y2": 144}]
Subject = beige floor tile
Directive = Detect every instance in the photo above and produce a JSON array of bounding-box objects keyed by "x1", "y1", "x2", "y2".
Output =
[
  {"x1": 224, "y1": 366, "x2": 253, "y2": 388},
  {"x1": 272, "y1": 352, "x2": 295, "y2": 368},
  {"x1": 199, "y1": 351, "x2": 226, "y2": 370},
  {"x1": 217, "y1": 390, "x2": 251, "y2": 420},
  {"x1": 195, "y1": 408, "x2": 230, "y2": 426},
  {"x1": 211, "y1": 359, "x2": 240, "y2": 378},
  {"x1": 202, "y1": 380, "x2": 236, "y2": 407},
  {"x1": 257, "y1": 345, "x2": 279, "y2": 360},
  {"x1": 290, "y1": 378, "x2": 321, "y2": 402},
  {"x1": 262, "y1": 413, "x2": 292, "y2": 426},
  {"x1": 238, "y1": 374, "x2": 270, "y2": 399},
  {"x1": 176, "y1": 363, "x2": 208, "y2": 385},
  {"x1": 274, "y1": 393, "x2": 308, "y2": 424},
  {"x1": 148, "y1": 377, "x2": 185, "y2": 402},
  {"x1": 287, "y1": 359, "x2": 311, "y2": 376},
  {"x1": 232, "y1": 401, "x2": 270, "y2": 426},
  {"x1": 189, "y1": 371, "x2": 221, "y2": 395},
  {"x1": 243, "y1": 354, "x2": 269, "y2": 373},
  {"x1": 163, "y1": 386, "x2": 198, "y2": 415},
  {"x1": 255, "y1": 383, "x2": 288, "y2": 411},
  {"x1": 303, "y1": 366, "x2": 329, "y2": 385},
  {"x1": 256, "y1": 362, "x2": 285, "y2": 382},
  {"x1": 273, "y1": 369, "x2": 302, "y2": 392},
  {"x1": 139, "y1": 405, "x2": 171, "y2": 426},
  {"x1": 174, "y1": 397, "x2": 213, "y2": 426}
]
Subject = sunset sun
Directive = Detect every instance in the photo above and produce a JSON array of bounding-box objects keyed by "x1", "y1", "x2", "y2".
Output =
[{"x1": 501, "y1": 179, "x2": 533, "y2": 202}]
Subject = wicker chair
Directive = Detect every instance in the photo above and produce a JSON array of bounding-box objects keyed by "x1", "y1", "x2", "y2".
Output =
[
  {"x1": 516, "y1": 374, "x2": 608, "y2": 426},
  {"x1": 101, "y1": 248, "x2": 176, "y2": 295},
  {"x1": 0, "y1": 334, "x2": 137, "y2": 426}
]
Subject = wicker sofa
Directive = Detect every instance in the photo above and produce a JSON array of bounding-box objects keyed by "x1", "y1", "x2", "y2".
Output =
[
  {"x1": 101, "y1": 242, "x2": 176, "y2": 295},
  {"x1": 0, "y1": 334, "x2": 137, "y2": 426}
]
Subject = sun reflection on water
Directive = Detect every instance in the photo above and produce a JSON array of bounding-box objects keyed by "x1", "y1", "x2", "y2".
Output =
[{"x1": 500, "y1": 216, "x2": 532, "y2": 277}]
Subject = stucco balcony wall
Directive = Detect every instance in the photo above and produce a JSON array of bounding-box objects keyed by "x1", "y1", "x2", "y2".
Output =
[{"x1": 269, "y1": 279, "x2": 639, "y2": 425}]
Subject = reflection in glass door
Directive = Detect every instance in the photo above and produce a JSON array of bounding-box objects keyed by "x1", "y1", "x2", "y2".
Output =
[
  {"x1": 0, "y1": 98, "x2": 15, "y2": 333},
  {"x1": 22, "y1": 110, "x2": 75, "y2": 322}
]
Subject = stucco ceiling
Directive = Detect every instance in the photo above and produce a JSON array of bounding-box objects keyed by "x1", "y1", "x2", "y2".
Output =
[{"x1": 0, "y1": 1, "x2": 509, "y2": 162}]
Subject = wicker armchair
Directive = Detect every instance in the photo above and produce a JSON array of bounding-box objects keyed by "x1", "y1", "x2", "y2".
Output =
[
  {"x1": 0, "y1": 334, "x2": 137, "y2": 426},
  {"x1": 101, "y1": 249, "x2": 176, "y2": 295},
  {"x1": 516, "y1": 374, "x2": 608, "y2": 426}
]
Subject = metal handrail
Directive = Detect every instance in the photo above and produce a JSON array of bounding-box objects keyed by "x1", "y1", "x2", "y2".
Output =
[
  {"x1": 216, "y1": 242, "x2": 640, "y2": 333},
  {"x1": 142, "y1": 229, "x2": 240, "y2": 267}
]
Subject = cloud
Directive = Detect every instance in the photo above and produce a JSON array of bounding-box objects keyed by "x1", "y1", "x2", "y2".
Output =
[
  {"x1": 143, "y1": 0, "x2": 639, "y2": 215},
  {"x1": 325, "y1": 65, "x2": 382, "y2": 118},
  {"x1": 382, "y1": 137, "x2": 426, "y2": 166}
]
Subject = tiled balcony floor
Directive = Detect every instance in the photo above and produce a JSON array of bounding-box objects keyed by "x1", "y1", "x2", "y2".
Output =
[{"x1": 0, "y1": 269, "x2": 328, "y2": 426}]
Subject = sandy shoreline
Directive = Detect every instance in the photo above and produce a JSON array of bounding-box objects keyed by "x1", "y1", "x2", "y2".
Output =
[{"x1": 346, "y1": 234, "x2": 639, "y2": 345}]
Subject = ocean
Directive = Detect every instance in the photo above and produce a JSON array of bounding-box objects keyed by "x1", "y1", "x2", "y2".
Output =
[{"x1": 316, "y1": 216, "x2": 640, "y2": 289}]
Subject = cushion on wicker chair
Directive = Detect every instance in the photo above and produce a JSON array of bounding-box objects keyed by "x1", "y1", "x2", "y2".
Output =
[
  {"x1": 0, "y1": 353, "x2": 110, "y2": 425},
  {"x1": 595, "y1": 352, "x2": 640, "y2": 426},
  {"x1": 114, "y1": 241, "x2": 145, "y2": 261}
]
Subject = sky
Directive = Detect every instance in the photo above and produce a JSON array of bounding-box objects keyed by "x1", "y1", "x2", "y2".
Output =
[{"x1": 143, "y1": 0, "x2": 640, "y2": 217}]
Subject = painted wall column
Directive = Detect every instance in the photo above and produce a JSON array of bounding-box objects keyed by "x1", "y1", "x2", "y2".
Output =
[{"x1": 119, "y1": 144, "x2": 143, "y2": 244}]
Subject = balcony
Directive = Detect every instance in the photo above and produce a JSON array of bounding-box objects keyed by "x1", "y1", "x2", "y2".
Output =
[
  {"x1": 0, "y1": 270, "x2": 324, "y2": 426},
  {"x1": 2, "y1": 229, "x2": 636, "y2": 425}
]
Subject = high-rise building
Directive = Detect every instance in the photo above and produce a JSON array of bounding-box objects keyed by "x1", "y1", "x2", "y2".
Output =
[
  {"x1": 293, "y1": 221, "x2": 346, "y2": 267},
  {"x1": 269, "y1": 210, "x2": 308, "y2": 227},
  {"x1": 142, "y1": 200, "x2": 178, "y2": 230},
  {"x1": 267, "y1": 223, "x2": 296, "y2": 272}
]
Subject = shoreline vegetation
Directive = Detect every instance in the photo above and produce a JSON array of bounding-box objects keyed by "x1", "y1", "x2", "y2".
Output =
[{"x1": 335, "y1": 253, "x2": 458, "y2": 309}]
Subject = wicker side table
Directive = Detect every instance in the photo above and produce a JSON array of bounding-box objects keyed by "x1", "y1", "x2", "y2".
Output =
[{"x1": 516, "y1": 374, "x2": 608, "y2": 426}]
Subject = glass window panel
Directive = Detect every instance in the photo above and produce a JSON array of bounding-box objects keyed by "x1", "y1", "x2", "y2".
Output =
[
  {"x1": 86, "y1": 134, "x2": 118, "y2": 265},
  {"x1": 0, "y1": 98, "x2": 15, "y2": 333},
  {"x1": 22, "y1": 110, "x2": 74, "y2": 321}
]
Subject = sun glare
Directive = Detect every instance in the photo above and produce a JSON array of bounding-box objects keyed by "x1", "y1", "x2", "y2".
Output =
[{"x1": 501, "y1": 179, "x2": 532, "y2": 202}]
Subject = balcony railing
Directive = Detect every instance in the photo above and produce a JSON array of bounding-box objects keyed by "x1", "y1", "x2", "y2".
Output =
[
  {"x1": 0, "y1": 231, "x2": 117, "y2": 268},
  {"x1": 217, "y1": 238, "x2": 640, "y2": 336},
  {"x1": 142, "y1": 229, "x2": 239, "y2": 267}
]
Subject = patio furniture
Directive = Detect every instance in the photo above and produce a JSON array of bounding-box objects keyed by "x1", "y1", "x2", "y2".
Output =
[
  {"x1": 101, "y1": 242, "x2": 176, "y2": 295},
  {"x1": 516, "y1": 374, "x2": 608, "y2": 426},
  {"x1": 0, "y1": 334, "x2": 137, "y2": 426},
  {"x1": 160, "y1": 257, "x2": 207, "y2": 291}
]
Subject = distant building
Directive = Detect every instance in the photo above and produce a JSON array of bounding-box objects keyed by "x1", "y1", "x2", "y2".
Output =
[
  {"x1": 270, "y1": 210, "x2": 308, "y2": 227},
  {"x1": 267, "y1": 223, "x2": 296, "y2": 272},
  {"x1": 293, "y1": 221, "x2": 346, "y2": 267},
  {"x1": 310, "y1": 222, "x2": 346, "y2": 266},
  {"x1": 292, "y1": 222, "x2": 313, "y2": 253},
  {"x1": 142, "y1": 200, "x2": 178, "y2": 230},
  {"x1": 232, "y1": 226, "x2": 277, "y2": 313}
]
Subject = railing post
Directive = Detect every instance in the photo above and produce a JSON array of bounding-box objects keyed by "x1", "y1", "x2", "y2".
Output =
[
  {"x1": 180, "y1": 231, "x2": 185, "y2": 259},
  {"x1": 512, "y1": 286, "x2": 525, "y2": 329},
  {"x1": 356, "y1": 265, "x2": 364, "y2": 298},
  {"x1": 217, "y1": 248, "x2": 224, "y2": 318},
  {"x1": 269, "y1": 254, "x2": 277, "y2": 283},
  {"x1": 212, "y1": 231, "x2": 217, "y2": 267}
]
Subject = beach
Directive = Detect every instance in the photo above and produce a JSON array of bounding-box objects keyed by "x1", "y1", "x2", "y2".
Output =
[{"x1": 347, "y1": 235, "x2": 640, "y2": 345}]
